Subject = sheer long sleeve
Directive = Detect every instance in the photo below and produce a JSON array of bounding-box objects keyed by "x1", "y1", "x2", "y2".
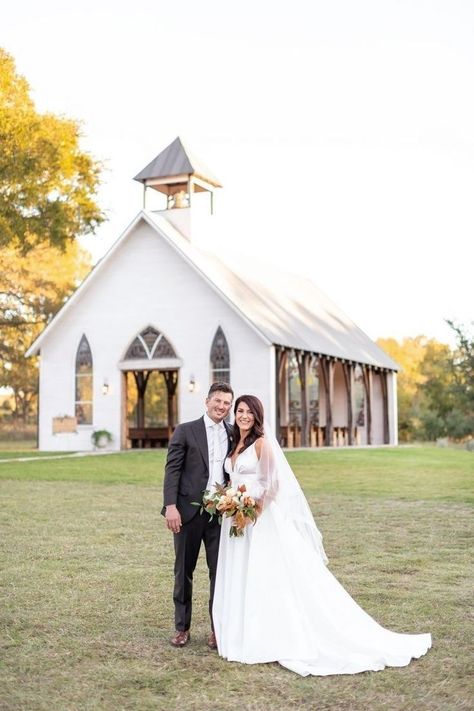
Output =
[
  {"x1": 255, "y1": 437, "x2": 278, "y2": 505},
  {"x1": 260, "y1": 424, "x2": 328, "y2": 565}
]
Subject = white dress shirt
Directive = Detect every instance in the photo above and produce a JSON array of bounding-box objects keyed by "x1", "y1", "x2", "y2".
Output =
[{"x1": 203, "y1": 413, "x2": 228, "y2": 492}]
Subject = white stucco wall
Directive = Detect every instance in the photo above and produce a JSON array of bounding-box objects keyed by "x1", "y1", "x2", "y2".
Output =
[
  {"x1": 37, "y1": 216, "x2": 271, "y2": 451},
  {"x1": 387, "y1": 371, "x2": 398, "y2": 445}
]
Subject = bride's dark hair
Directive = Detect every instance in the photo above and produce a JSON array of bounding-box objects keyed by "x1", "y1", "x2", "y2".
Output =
[{"x1": 231, "y1": 395, "x2": 265, "y2": 455}]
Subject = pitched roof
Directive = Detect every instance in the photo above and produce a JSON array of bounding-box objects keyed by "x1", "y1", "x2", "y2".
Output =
[
  {"x1": 26, "y1": 210, "x2": 398, "y2": 370},
  {"x1": 133, "y1": 136, "x2": 222, "y2": 187},
  {"x1": 146, "y1": 213, "x2": 399, "y2": 370}
]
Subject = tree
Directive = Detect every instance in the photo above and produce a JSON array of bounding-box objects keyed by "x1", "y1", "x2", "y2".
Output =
[
  {"x1": 0, "y1": 48, "x2": 104, "y2": 254},
  {"x1": 376, "y1": 336, "x2": 430, "y2": 441},
  {"x1": 447, "y1": 320, "x2": 474, "y2": 404},
  {"x1": 377, "y1": 329, "x2": 474, "y2": 442},
  {"x1": 444, "y1": 320, "x2": 474, "y2": 438},
  {"x1": 0, "y1": 243, "x2": 92, "y2": 423},
  {"x1": 417, "y1": 340, "x2": 457, "y2": 440}
]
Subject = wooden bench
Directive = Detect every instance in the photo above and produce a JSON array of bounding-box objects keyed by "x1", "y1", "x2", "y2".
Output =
[{"x1": 128, "y1": 427, "x2": 173, "y2": 448}]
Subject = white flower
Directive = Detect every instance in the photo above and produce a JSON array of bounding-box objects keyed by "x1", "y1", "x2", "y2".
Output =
[{"x1": 226, "y1": 488, "x2": 236, "y2": 497}]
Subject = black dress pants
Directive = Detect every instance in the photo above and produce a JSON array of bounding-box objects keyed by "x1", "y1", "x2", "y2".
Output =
[{"x1": 173, "y1": 512, "x2": 221, "y2": 631}]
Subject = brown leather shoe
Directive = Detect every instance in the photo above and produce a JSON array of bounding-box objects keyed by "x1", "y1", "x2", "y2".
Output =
[
  {"x1": 207, "y1": 631, "x2": 217, "y2": 650},
  {"x1": 169, "y1": 630, "x2": 190, "y2": 648}
]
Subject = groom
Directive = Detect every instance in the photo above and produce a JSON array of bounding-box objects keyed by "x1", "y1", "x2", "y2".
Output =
[{"x1": 163, "y1": 382, "x2": 234, "y2": 649}]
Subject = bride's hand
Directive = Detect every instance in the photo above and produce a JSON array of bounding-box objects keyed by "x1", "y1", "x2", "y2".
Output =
[{"x1": 255, "y1": 494, "x2": 265, "y2": 515}]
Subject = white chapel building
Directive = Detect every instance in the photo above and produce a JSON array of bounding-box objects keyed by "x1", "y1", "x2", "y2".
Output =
[{"x1": 27, "y1": 137, "x2": 399, "y2": 451}]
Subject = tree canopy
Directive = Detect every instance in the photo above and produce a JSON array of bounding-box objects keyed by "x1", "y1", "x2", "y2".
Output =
[
  {"x1": 378, "y1": 323, "x2": 474, "y2": 441},
  {"x1": 0, "y1": 47, "x2": 104, "y2": 254},
  {"x1": 0, "y1": 46, "x2": 101, "y2": 423},
  {"x1": 0, "y1": 242, "x2": 92, "y2": 422}
]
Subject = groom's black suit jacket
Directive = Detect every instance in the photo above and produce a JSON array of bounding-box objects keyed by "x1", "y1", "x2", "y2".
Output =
[{"x1": 162, "y1": 416, "x2": 233, "y2": 524}]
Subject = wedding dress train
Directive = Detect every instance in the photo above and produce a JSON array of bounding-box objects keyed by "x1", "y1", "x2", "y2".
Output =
[{"x1": 212, "y1": 442, "x2": 431, "y2": 677}]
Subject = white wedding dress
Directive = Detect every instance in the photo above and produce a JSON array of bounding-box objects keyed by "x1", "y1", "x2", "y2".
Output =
[{"x1": 212, "y1": 441, "x2": 431, "y2": 676}]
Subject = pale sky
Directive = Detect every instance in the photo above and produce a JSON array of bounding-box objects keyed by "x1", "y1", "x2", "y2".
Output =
[{"x1": 2, "y1": 0, "x2": 473, "y2": 346}]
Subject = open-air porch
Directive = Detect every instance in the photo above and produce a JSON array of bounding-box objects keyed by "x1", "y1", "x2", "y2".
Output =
[{"x1": 275, "y1": 347, "x2": 396, "y2": 447}]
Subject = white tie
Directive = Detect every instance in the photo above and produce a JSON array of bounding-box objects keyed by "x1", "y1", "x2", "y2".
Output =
[
  {"x1": 212, "y1": 423, "x2": 223, "y2": 487},
  {"x1": 213, "y1": 425, "x2": 222, "y2": 476}
]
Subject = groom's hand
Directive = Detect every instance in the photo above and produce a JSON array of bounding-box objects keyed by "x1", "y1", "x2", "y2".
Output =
[{"x1": 165, "y1": 505, "x2": 182, "y2": 534}]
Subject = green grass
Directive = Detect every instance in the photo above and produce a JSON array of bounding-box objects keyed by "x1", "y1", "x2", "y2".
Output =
[
  {"x1": 0, "y1": 446, "x2": 471, "y2": 502},
  {"x1": 1, "y1": 447, "x2": 472, "y2": 711}
]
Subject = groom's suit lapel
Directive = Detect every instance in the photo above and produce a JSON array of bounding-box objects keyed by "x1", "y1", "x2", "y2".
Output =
[
  {"x1": 190, "y1": 416, "x2": 233, "y2": 476},
  {"x1": 224, "y1": 421, "x2": 234, "y2": 454},
  {"x1": 191, "y1": 417, "x2": 209, "y2": 471},
  {"x1": 223, "y1": 421, "x2": 234, "y2": 483}
]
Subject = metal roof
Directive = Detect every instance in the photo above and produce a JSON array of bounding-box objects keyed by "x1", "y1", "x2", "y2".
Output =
[
  {"x1": 145, "y1": 212, "x2": 400, "y2": 370},
  {"x1": 26, "y1": 210, "x2": 399, "y2": 371},
  {"x1": 133, "y1": 137, "x2": 222, "y2": 187}
]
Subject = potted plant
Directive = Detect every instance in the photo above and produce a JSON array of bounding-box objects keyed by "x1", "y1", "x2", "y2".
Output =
[{"x1": 91, "y1": 429, "x2": 113, "y2": 449}]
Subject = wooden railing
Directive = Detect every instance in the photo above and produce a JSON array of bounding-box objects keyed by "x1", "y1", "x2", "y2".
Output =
[{"x1": 279, "y1": 425, "x2": 351, "y2": 447}]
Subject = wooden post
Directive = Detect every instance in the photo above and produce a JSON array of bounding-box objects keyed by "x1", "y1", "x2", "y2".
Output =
[
  {"x1": 121, "y1": 371, "x2": 128, "y2": 449},
  {"x1": 275, "y1": 348, "x2": 282, "y2": 442},
  {"x1": 320, "y1": 357, "x2": 334, "y2": 446},
  {"x1": 362, "y1": 366, "x2": 373, "y2": 445},
  {"x1": 163, "y1": 370, "x2": 179, "y2": 430},
  {"x1": 133, "y1": 370, "x2": 151, "y2": 428},
  {"x1": 328, "y1": 359, "x2": 335, "y2": 446},
  {"x1": 319, "y1": 358, "x2": 327, "y2": 445},
  {"x1": 342, "y1": 362, "x2": 354, "y2": 445},
  {"x1": 296, "y1": 351, "x2": 311, "y2": 447},
  {"x1": 276, "y1": 348, "x2": 289, "y2": 444},
  {"x1": 380, "y1": 370, "x2": 390, "y2": 444}
]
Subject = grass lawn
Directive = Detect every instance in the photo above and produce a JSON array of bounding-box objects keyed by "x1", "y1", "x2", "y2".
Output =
[{"x1": 1, "y1": 447, "x2": 472, "y2": 711}]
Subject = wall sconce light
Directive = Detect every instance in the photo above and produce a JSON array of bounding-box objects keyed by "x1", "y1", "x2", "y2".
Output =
[
  {"x1": 188, "y1": 375, "x2": 196, "y2": 393},
  {"x1": 102, "y1": 380, "x2": 109, "y2": 396}
]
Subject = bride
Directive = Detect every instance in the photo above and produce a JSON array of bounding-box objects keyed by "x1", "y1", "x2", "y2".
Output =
[{"x1": 212, "y1": 395, "x2": 432, "y2": 677}]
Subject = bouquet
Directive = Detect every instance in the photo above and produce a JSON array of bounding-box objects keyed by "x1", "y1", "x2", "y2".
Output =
[{"x1": 193, "y1": 483, "x2": 262, "y2": 537}]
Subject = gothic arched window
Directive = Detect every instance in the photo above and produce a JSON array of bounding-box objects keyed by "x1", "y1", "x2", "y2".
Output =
[
  {"x1": 210, "y1": 327, "x2": 230, "y2": 384},
  {"x1": 75, "y1": 335, "x2": 93, "y2": 425},
  {"x1": 125, "y1": 326, "x2": 177, "y2": 360}
]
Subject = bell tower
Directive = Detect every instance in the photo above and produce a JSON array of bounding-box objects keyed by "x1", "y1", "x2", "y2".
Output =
[{"x1": 133, "y1": 137, "x2": 222, "y2": 240}]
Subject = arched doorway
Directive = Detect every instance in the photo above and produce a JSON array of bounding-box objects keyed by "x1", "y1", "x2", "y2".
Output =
[{"x1": 119, "y1": 326, "x2": 182, "y2": 448}]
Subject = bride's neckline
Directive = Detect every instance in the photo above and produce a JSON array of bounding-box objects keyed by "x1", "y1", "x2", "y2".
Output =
[{"x1": 229, "y1": 441, "x2": 256, "y2": 471}]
